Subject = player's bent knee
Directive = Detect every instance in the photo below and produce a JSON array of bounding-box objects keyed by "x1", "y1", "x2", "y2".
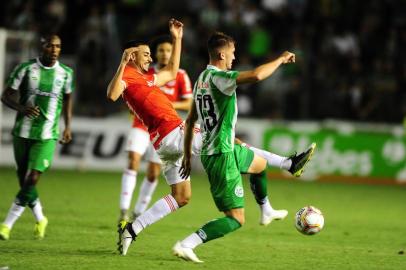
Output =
[
  {"x1": 172, "y1": 193, "x2": 191, "y2": 207},
  {"x1": 25, "y1": 171, "x2": 41, "y2": 186}
]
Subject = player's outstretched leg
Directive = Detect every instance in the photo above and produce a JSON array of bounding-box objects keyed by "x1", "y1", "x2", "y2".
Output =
[
  {"x1": 288, "y1": 143, "x2": 316, "y2": 177},
  {"x1": 244, "y1": 142, "x2": 316, "y2": 177},
  {"x1": 173, "y1": 215, "x2": 242, "y2": 263}
]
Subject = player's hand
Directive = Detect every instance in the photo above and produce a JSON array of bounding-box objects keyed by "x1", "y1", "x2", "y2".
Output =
[
  {"x1": 280, "y1": 51, "x2": 295, "y2": 64},
  {"x1": 179, "y1": 155, "x2": 192, "y2": 179},
  {"x1": 169, "y1": 18, "x2": 183, "y2": 39},
  {"x1": 122, "y1": 47, "x2": 139, "y2": 64},
  {"x1": 20, "y1": 106, "x2": 40, "y2": 119},
  {"x1": 59, "y1": 128, "x2": 72, "y2": 144}
]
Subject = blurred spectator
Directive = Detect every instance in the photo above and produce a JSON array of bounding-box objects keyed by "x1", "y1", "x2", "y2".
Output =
[{"x1": 1, "y1": 0, "x2": 405, "y2": 123}]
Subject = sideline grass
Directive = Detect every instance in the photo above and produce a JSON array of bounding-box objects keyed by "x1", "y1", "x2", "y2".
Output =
[{"x1": 0, "y1": 167, "x2": 405, "y2": 269}]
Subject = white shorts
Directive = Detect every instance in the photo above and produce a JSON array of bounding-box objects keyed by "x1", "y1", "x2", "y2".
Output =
[
  {"x1": 125, "y1": 127, "x2": 162, "y2": 164},
  {"x1": 156, "y1": 124, "x2": 202, "y2": 185}
]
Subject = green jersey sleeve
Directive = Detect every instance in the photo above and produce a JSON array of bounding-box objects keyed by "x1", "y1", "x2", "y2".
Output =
[
  {"x1": 61, "y1": 65, "x2": 75, "y2": 94},
  {"x1": 6, "y1": 62, "x2": 30, "y2": 91},
  {"x1": 211, "y1": 70, "x2": 239, "y2": 96}
]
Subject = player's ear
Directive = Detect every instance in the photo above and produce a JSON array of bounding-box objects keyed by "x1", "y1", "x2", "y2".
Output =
[{"x1": 219, "y1": 51, "x2": 226, "y2": 60}]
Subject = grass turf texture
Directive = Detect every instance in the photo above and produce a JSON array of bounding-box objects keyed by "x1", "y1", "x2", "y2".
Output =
[{"x1": 0, "y1": 167, "x2": 405, "y2": 270}]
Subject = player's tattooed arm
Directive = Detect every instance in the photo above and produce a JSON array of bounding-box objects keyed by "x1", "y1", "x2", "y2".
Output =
[
  {"x1": 179, "y1": 100, "x2": 198, "y2": 179},
  {"x1": 155, "y1": 19, "x2": 183, "y2": 87},
  {"x1": 107, "y1": 47, "x2": 138, "y2": 101},
  {"x1": 236, "y1": 51, "x2": 295, "y2": 85}
]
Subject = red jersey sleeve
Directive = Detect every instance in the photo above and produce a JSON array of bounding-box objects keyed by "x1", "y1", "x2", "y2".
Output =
[{"x1": 177, "y1": 69, "x2": 193, "y2": 99}]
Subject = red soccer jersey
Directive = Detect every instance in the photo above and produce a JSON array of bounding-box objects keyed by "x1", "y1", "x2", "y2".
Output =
[
  {"x1": 132, "y1": 66, "x2": 192, "y2": 130},
  {"x1": 122, "y1": 65, "x2": 183, "y2": 148}
]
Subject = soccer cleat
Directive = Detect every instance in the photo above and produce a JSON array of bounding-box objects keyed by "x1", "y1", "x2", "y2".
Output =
[
  {"x1": 288, "y1": 143, "x2": 316, "y2": 177},
  {"x1": 173, "y1": 242, "x2": 203, "y2": 263},
  {"x1": 117, "y1": 221, "x2": 136, "y2": 255},
  {"x1": 34, "y1": 216, "x2": 48, "y2": 239},
  {"x1": 260, "y1": 209, "x2": 288, "y2": 226},
  {"x1": 0, "y1": 224, "x2": 11, "y2": 240}
]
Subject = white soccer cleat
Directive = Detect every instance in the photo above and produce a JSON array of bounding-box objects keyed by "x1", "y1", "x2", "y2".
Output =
[
  {"x1": 260, "y1": 209, "x2": 288, "y2": 226},
  {"x1": 173, "y1": 242, "x2": 203, "y2": 263},
  {"x1": 117, "y1": 221, "x2": 136, "y2": 256}
]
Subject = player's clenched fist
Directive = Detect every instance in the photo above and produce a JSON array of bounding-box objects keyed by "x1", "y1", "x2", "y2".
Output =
[
  {"x1": 280, "y1": 51, "x2": 295, "y2": 64},
  {"x1": 121, "y1": 47, "x2": 139, "y2": 64},
  {"x1": 169, "y1": 18, "x2": 183, "y2": 39}
]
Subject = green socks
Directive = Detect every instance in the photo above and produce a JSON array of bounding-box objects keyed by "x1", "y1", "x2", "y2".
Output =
[
  {"x1": 196, "y1": 216, "x2": 241, "y2": 243},
  {"x1": 249, "y1": 170, "x2": 268, "y2": 205},
  {"x1": 16, "y1": 185, "x2": 39, "y2": 206}
]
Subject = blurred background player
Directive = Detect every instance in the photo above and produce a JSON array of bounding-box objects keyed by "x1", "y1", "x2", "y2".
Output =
[
  {"x1": 174, "y1": 32, "x2": 315, "y2": 262},
  {"x1": 0, "y1": 35, "x2": 74, "y2": 240},
  {"x1": 119, "y1": 35, "x2": 193, "y2": 222}
]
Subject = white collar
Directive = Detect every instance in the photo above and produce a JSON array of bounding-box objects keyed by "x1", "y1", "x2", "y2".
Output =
[{"x1": 207, "y1": 64, "x2": 221, "y2": 71}]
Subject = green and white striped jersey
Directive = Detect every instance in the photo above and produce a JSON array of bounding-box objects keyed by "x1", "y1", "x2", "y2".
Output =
[
  {"x1": 193, "y1": 65, "x2": 239, "y2": 155},
  {"x1": 6, "y1": 58, "x2": 74, "y2": 140}
]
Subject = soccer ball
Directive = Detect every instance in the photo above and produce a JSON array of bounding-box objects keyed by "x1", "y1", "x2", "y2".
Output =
[{"x1": 295, "y1": 206, "x2": 324, "y2": 235}]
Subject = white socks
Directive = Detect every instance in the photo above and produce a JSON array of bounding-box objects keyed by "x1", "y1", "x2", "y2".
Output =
[
  {"x1": 133, "y1": 177, "x2": 158, "y2": 216},
  {"x1": 120, "y1": 169, "x2": 137, "y2": 210},
  {"x1": 244, "y1": 144, "x2": 292, "y2": 170},
  {"x1": 30, "y1": 199, "x2": 45, "y2": 222},
  {"x1": 259, "y1": 197, "x2": 273, "y2": 215},
  {"x1": 132, "y1": 194, "x2": 178, "y2": 235},
  {"x1": 180, "y1": 233, "x2": 203, "y2": 249},
  {"x1": 3, "y1": 202, "x2": 25, "y2": 228}
]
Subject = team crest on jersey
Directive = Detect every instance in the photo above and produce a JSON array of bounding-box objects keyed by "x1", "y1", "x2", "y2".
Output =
[
  {"x1": 55, "y1": 79, "x2": 63, "y2": 87},
  {"x1": 147, "y1": 80, "x2": 154, "y2": 87},
  {"x1": 43, "y1": 159, "x2": 49, "y2": 168},
  {"x1": 234, "y1": 186, "x2": 244, "y2": 197}
]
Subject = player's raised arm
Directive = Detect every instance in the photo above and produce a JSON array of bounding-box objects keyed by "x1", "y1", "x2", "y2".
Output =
[
  {"x1": 236, "y1": 51, "x2": 295, "y2": 85},
  {"x1": 179, "y1": 100, "x2": 198, "y2": 179},
  {"x1": 107, "y1": 47, "x2": 138, "y2": 101},
  {"x1": 155, "y1": 19, "x2": 183, "y2": 87}
]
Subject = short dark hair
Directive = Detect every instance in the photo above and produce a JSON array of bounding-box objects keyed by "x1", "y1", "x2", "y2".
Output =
[
  {"x1": 124, "y1": 40, "x2": 149, "y2": 50},
  {"x1": 207, "y1": 32, "x2": 235, "y2": 59},
  {"x1": 40, "y1": 34, "x2": 60, "y2": 46}
]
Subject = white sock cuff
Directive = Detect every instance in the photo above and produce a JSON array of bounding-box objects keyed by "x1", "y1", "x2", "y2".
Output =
[
  {"x1": 181, "y1": 233, "x2": 203, "y2": 249},
  {"x1": 124, "y1": 169, "x2": 137, "y2": 176},
  {"x1": 142, "y1": 177, "x2": 158, "y2": 189},
  {"x1": 163, "y1": 194, "x2": 179, "y2": 212}
]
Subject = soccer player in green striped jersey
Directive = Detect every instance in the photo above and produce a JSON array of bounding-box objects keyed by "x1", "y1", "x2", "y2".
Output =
[
  {"x1": 174, "y1": 32, "x2": 316, "y2": 262},
  {"x1": 0, "y1": 35, "x2": 74, "y2": 240}
]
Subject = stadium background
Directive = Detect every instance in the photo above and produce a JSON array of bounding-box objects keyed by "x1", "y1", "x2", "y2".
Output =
[{"x1": 0, "y1": 1, "x2": 406, "y2": 269}]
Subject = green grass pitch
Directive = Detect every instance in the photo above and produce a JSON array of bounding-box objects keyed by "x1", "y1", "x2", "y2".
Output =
[{"x1": 0, "y1": 167, "x2": 405, "y2": 269}]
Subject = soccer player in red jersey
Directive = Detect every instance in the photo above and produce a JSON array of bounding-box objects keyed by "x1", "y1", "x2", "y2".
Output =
[
  {"x1": 118, "y1": 35, "x2": 193, "y2": 222},
  {"x1": 108, "y1": 19, "x2": 201, "y2": 256}
]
